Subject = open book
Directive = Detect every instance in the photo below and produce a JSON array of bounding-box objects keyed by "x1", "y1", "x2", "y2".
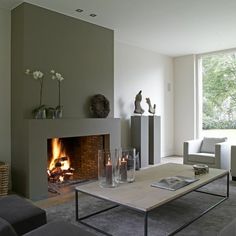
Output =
[{"x1": 151, "y1": 176, "x2": 199, "y2": 191}]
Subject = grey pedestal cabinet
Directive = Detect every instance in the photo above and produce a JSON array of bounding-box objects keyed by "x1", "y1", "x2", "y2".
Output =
[
  {"x1": 149, "y1": 116, "x2": 161, "y2": 165},
  {"x1": 131, "y1": 115, "x2": 161, "y2": 168},
  {"x1": 131, "y1": 116, "x2": 149, "y2": 168}
]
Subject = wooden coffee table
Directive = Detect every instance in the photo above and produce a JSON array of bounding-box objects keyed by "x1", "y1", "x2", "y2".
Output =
[{"x1": 75, "y1": 163, "x2": 229, "y2": 236}]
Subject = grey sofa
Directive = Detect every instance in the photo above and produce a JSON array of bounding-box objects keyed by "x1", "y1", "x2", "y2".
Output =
[
  {"x1": 0, "y1": 218, "x2": 96, "y2": 236},
  {"x1": 24, "y1": 221, "x2": 96, "y2": 236},
  {"x1": 0, "y1": 195, "x2": 96, "y2": 236},
  {"x1": 183, "y1": 137, "x2": 230, "y2": 169},
  {"x1": 0, "y1": 195, "x2": 47, "y2": 235},
  {"x1": 0, "y1": 217, "x2": 17, "y2": 236}
]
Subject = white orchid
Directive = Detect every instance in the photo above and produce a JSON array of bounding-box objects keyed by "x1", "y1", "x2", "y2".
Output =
[
  {"x1": 51, "y1": 70, "x2": 64, "y2": 82},
  {"x1": 25, "y1": 69, "x2": 30, "y2": 75},
  {"x1": 25, "y1": 69, "x2": 44, "y2": 79},
  {"x1": 32, "y1": 71, "x2": 44, "y2": 80},
  {"x1": 50, "y1": 69, "x2": 65, "y2": 107},
  {"x1": 25, "y1": 68, "x2": 45, "y2": 106}
]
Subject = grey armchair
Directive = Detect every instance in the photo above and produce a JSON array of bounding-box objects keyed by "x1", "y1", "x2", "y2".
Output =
[{"x1": 183, "y1": 137, "x2": 230, "y2": 169}]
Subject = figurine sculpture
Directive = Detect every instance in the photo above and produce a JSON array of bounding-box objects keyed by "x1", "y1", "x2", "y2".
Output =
[
  {"x1": 146, "y1": 97, "x2": 156, "y2": 115},
  {"x1": 134, "y1": 90, "x2": 144, "y2": 114}
]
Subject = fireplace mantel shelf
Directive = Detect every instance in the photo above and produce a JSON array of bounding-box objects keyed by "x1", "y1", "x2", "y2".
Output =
[{"x1": 27, "y1": 118, "x2": 120, "y2": 138}]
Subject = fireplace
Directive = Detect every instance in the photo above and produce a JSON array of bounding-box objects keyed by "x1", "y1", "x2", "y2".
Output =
[
  {"x1": 47, "y1": 135, "x2": 109, "y2": 193},
  {"x1": 12, "y1": 118, "x2": 120, "y2": 200}
]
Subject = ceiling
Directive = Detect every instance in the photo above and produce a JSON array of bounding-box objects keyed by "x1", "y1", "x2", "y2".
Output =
[{"x1": 1, "y1": 0, "x2": 236, "y2": 57}]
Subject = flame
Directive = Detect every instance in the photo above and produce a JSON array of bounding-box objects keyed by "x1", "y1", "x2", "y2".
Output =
[{"x1": 48, "y1": 138, "x2": 70, "y2": 171}]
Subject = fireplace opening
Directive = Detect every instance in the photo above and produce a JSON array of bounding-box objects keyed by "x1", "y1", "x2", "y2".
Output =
[{"x1": 47, "y1": 134, "x2": 109, "y2": 195}]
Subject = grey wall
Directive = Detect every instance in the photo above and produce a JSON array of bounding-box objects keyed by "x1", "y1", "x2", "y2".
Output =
[
  {"x1": 11, "y1": 3, "x2": 115, "y2": 197},
  {"x1": 12, "y1": 3, "x2": 114, "y2": 119},
  {"x1": 0, "y1": 8, "x2": 11, "y2": 165}
]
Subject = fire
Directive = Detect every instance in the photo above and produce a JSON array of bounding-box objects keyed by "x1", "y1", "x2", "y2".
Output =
[
  {"x1": 47, "y1": 138, "x2": 74, "y2": 184},
  {"x1": 48, "y1": 138, "x2": 70, "y2": 171}
]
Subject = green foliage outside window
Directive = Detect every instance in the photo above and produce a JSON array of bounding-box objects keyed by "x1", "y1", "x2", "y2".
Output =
[{"x1": 202, "y1": 53, "x2": 236, "y2": 129}]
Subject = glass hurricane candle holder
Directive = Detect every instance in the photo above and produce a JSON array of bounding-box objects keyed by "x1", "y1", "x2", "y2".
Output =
[
  {"x1": 119, "y1": 148, "x2": 136, "y2": 183},
  {"x1": 98, "y1": 149, "x2": 120, "y2": 188}
]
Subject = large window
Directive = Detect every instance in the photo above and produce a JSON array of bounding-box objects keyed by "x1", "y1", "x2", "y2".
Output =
[{"x1": 199, "y1": 51, "x2": 236, "y2": 140}]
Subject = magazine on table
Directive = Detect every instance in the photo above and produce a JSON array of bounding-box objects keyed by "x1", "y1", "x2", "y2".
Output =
[{"x1": 151, "y1": 176, "x2": 199, "y2": 191}]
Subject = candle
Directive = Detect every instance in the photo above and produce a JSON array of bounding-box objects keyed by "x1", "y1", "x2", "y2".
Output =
[
  {"x1": 106, "y1": 157, "x2": 113, "y2": 185},
  {"x1": 120, "y1": 157, "x2": 127, "y2": 182}
]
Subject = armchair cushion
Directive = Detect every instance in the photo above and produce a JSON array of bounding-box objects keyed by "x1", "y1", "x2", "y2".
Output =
[
  {"x1": 187, "y1": 153, "x2": 215, "y2": 164},
  {"x1": 200, "y1": 137, "x2": 227, "y2": 154}
]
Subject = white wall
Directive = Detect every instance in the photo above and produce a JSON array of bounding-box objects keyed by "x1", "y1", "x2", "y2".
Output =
[
  {"x1": 114, "y1": 41, "x2": 174, "y2": 157},
  {"x1": 174, "y1": 55, "x2": 196, "y2": 155},
  {"x1": 0, "y1": 8, "x2": 11, "y2": 164}
]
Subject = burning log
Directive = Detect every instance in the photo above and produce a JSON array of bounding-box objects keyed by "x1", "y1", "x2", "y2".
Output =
[
  {"x1": 48, "y1": 138, "x2": 74, "y2": 183},
  {"x1": 55, "y1": 162, "x2": 62, "y2": 167},
  {"x1": 47, "y1": 157, "x2": 74, "y2": 183},
  {"x1": 50, "y1": 167, "x2": 63, "y2": 177}
]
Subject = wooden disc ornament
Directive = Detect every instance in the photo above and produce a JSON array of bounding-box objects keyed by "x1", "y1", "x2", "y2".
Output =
[{"x1": 90, "y1": 94, "x2": 110, "y2": 118}]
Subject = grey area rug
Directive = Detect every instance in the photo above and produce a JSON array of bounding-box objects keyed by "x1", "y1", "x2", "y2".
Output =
[{"x1": 45, "y1": 177, "x2": 236, "y2": 236}]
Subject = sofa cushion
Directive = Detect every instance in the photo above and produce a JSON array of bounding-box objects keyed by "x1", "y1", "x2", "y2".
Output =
[
  {"x1": 0, "y1": 217, "x2": 17, "y2": 236},
  {"x1": 188, "y1": 153, "x2": 215, "y2": 164},
  {"x1": 24, "y1": 221, "x2": 96, "y2": 236},
  {"x1": 200, "y1": 137, "x2": 227, "y2": 154},
  {"x1": 0, "y1": 195, "x2": 47, "y2": 235}
]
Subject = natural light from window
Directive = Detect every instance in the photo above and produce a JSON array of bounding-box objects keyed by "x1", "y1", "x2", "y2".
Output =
[{"x1": 199, "y1": 51, "x2": 236, "y2": 143}]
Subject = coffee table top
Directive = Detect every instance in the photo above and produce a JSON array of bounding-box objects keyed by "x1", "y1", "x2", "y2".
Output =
[{"x1": 75, "y1": 163, "x2": 228, "y2": 212}]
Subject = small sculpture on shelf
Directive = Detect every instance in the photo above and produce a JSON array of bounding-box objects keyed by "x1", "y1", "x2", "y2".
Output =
[
  {"x1": 146, "y1": 97, "x2": 156, "y2": 115},
  {"x1": 134, "y1": 90, "x2": 144, "y2": 115}
]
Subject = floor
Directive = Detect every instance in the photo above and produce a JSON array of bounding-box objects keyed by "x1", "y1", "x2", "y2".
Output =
[
  {"x1": 35, "y1": 156, "x2": 183, "y2": 208},
  {"x1": 161, "y1": 156, "x2": 183, "y2": 164}
]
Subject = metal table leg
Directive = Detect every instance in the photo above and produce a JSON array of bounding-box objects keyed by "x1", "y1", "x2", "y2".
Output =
[
  {"x1": 75, "y1": 189, "x2": 118, "y2": 235},
  {"x1": 75, "y1": 189, "x2": 78, "y2": 221},
  {"x1": 227, "y1": 172, "x2": 229, "y2": 198},
  {"x1": 144, "y1": 212, "x2": 148, "y2": 236}
]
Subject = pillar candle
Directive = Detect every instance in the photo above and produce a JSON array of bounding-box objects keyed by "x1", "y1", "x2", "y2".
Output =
[
  {"x1": 106, "y1": 158, "x2": 113, "y2": 185},
  {"x1": 120, "y1": 157, "x2": 127, "y2": 182}
]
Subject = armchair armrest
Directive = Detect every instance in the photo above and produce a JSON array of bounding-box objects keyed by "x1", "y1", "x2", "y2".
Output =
[
  {"x1": 183, "y1": 139, "x2": 202, "y2": 165},
  {"x1": 231, "y1": 145, "x2": 236, "y2": 176},
  {"x1": 184, "y1": 139, "x2": 202, "y2": 155},
  {"x1": 215, "y1": 142, "x2": 231, "y2": 170}
]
